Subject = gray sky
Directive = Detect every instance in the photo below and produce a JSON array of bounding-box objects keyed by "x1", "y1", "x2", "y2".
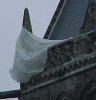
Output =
[{"x1": 0, "y1": 0, "x2": 59, "y2": 99}]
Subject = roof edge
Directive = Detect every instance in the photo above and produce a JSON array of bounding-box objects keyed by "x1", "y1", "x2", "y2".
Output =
[{"x1": 43, "y1": 0, "x2": 67, "y2": 39}]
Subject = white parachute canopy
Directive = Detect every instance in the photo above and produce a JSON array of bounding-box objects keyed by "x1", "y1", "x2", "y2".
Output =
[{"x1": 9, "y1": 27, "x2": 71, "y2": 83}]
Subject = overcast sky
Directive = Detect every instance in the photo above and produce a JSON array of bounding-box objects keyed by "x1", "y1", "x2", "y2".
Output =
[{"x1": 0, "y1": 0, "x2": 60, "y2": 99}]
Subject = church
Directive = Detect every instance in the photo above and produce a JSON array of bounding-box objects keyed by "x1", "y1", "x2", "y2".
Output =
[{"x1": 1, "y1": 0, "x2": 96, "y2": 100}]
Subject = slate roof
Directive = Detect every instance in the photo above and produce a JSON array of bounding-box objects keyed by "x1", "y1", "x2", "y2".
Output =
[{"x1": 44, "y1": 0, "x2": 89, "y2": 40}]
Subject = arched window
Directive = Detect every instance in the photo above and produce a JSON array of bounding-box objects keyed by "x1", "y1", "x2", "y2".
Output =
[
  {"x1": 56, "y1": 92, "x2": 73, "y2": 100},
  {"x1": 81, "y1": 82, "x2": 96, "y2": 100}
]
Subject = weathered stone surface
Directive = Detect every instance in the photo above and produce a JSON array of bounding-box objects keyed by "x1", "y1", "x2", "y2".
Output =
[
  {"x1": 21, "y1": 30, "x2": 96, "y2": 100},
  {"x1": 45, "y1": 30, "x2": 96, "y2": 70},
  {"x1": 81, "y1": 0, "x2": 96, "y2": 33}
]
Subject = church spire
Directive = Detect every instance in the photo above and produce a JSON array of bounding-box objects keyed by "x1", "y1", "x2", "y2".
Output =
[{"x1": 22, "y1": 8, "x2": 32, "y2": 33}]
